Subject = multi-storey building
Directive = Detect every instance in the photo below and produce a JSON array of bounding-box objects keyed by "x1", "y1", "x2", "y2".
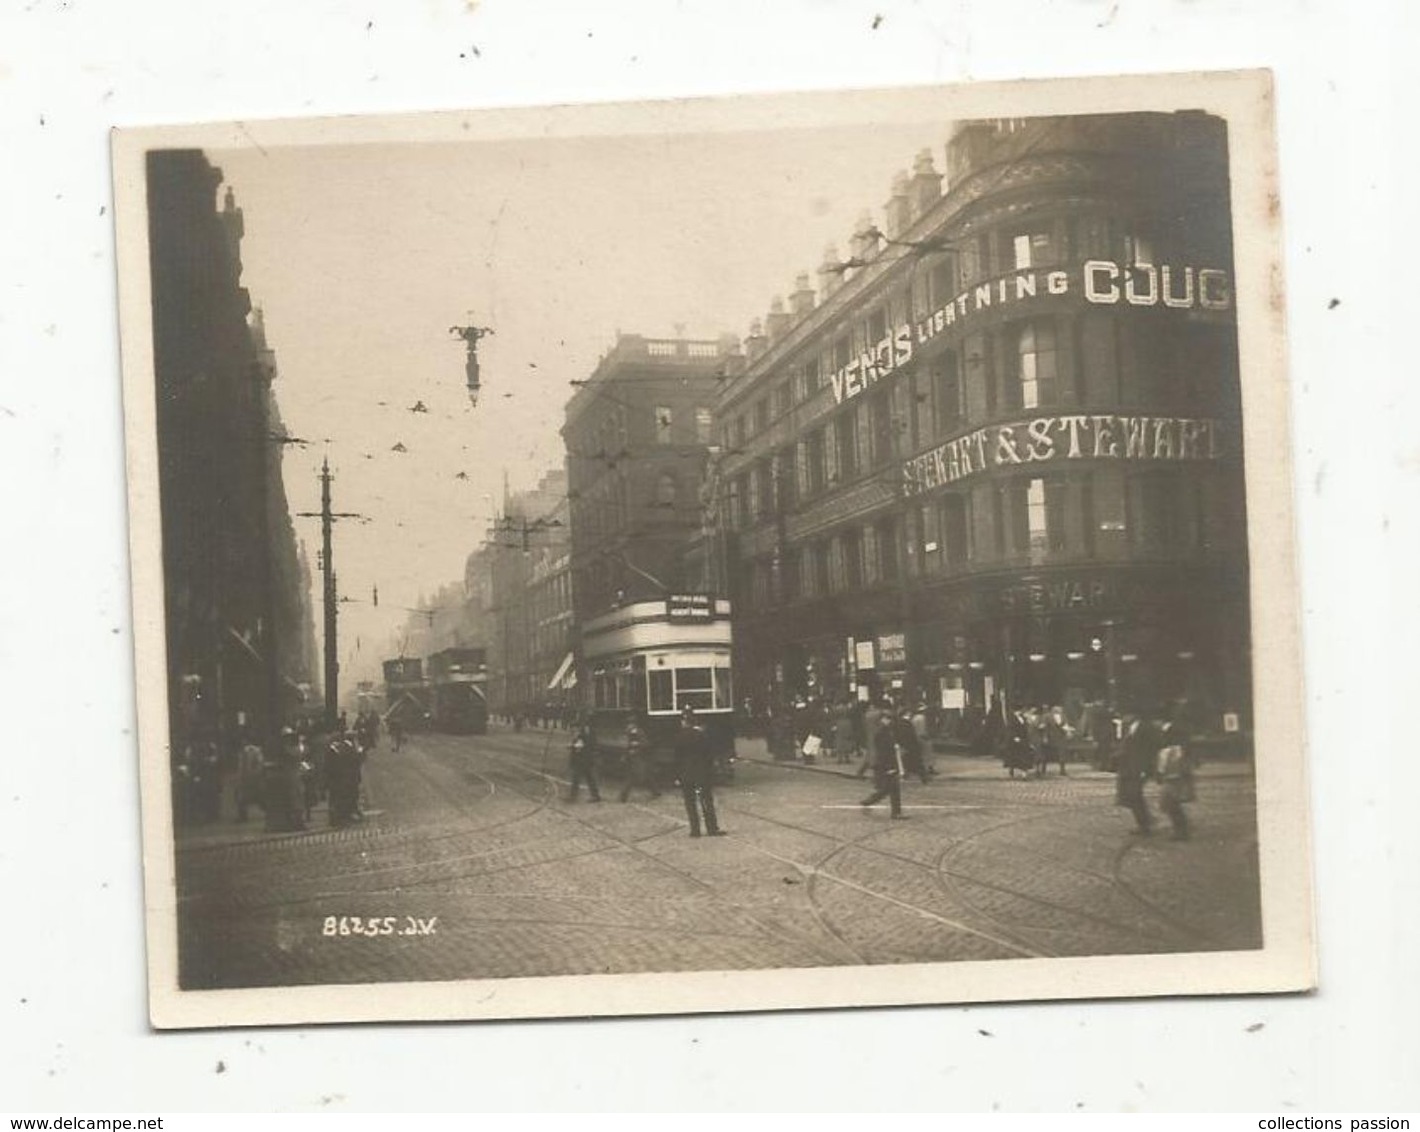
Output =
[
  {"x1": 148, "y1": 151, "x2": 313, "y2": 757},
  {"x1": 715, "y1": 113, "x2": 1249, "y2": 732},
  {"x1": 483, "y1": 469, "x2": 571, "y2": 716},
  {"x1": 563, "y1": 334, "x2": 740, "y2": 629}
]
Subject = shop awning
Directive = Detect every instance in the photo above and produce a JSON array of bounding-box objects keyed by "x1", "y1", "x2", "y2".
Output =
[{"x1": 547, "y1": 652, "x2": 576, "y2": 691}]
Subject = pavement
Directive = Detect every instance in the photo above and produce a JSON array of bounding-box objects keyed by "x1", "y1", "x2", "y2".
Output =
[{"x1": 172, "y1": 722, "x2": 1263, "y2": 989}]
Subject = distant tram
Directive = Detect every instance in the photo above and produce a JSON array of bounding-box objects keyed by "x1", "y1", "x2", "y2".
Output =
[
  {"x1": 582, "y1": 594, "x2": 735, "y2": 781},
  {"x1": 382, "y1": 657, "x2": 431, "y2": 731},
  {"x1": 427, "y1": 646, "x2": 490, "y2": 735}
]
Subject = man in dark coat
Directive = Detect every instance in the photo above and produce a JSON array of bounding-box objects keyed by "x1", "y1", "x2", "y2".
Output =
[
  {"x1": 567, "y1": 721, "x2": 602, "y2": 802},
  {"x1": 1115, "y1": 713, "x2": 1158, "y2": 835},
  {"x1": 892, "y1": 706, "x2": 931, "y2": 784},
  {"x1": 860, "y1": 711, "x2": 907, "y2": 818},
  {"x1": 675, "y1": 706, "x2": 724, "y2": 837}
]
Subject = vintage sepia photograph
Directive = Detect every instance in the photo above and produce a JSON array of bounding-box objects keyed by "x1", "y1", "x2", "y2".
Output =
[{"x1": 114, "y1": 71, "x2": 1313, "y2": 1028}]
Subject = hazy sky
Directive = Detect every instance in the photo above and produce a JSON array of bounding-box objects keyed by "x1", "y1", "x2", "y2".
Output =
[{"x1": 211, "y1": 116, "x2": 951, "y2": 684}]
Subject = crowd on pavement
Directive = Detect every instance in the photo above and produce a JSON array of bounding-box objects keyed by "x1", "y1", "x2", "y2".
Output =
[{"x1": 173, "y1": 688, "x2": 1203, "y2": 845}]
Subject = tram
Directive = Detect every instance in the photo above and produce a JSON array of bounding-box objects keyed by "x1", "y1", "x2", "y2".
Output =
[
  {"x1": 581, "y1": 594, "x2": 735, "y2": 782},
  {"x1": 382, "y1": 656, "x2": 432, "y2": 731},
  {"x1": 427, "y1": 646, "x2": 490, "y2": 735}
]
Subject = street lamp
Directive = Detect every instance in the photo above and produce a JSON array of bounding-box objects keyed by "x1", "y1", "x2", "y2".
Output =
[{"x1": 450, "y1": 322, "x2": 494, "y2": 407}]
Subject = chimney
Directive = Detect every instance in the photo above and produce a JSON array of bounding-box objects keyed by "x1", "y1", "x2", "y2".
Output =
[
  {"x1": 790, "y1": 272, "x2": 816, "y2": 317},
  {"x1": 910, "y1": 148, "x2": 943, "y2": 219},
  {"x1": 818, "y1": 243, "x2": 844, "y2": 298},
  {"x1": 884, "y1": 170, "x2": 912, "y2": 238},
  {"x1": 765, "y1": 296, "x2": 791, "y2": 340},
  {"x1": 745, "y1": 318, "x2": 768, "y2": 360},
  {"x1": 850, "y1": 209, "x2": 881, "y2": 262}
]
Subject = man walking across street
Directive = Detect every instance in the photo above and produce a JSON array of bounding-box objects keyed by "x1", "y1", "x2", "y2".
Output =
[
  {"x1": 618, "y1": 714, "x2": 660, "y2": 803},
  {"x1": 1116, "y1": 711, "x2": 1158, "y2": 835},
  {"x1": 567, "y1": 720, "x2": 602, "y2": 802},
  {"x1": 676, "y1": 705, "x2": 724, "y2": 837},
  {"x1": 860, "y1": 709, "x2": 907, "y2": 819}
]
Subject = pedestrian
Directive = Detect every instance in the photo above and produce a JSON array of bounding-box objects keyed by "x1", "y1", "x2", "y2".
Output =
[
  {"x1": 1115, "y1": 712, "x2": 1159, "y2": 835},
  {"x1": 235, "y1": 733, "x2": 266, "y2": 822},
  {"x1": 675, "y1": 705, "x2": 724, "y2": 837},
  {"x1": 389, "y1": 715, "x2": 403, "y2": 753},
  {"x1": 833, "y1": 698, "x2": 858, "y2": 766},
  {"x1": 890, "y1": 705, "x2": 930, "y2": 784},
  {"x1": 1004, "y1": 709, "x2": 1035, "y2": 778},
  {"x1": 326, "y1": 731, "x2": 361, "y2": 827},
  {"x1": 856, "y1": 700, "x2": 890, "y2": 778},
  {"x1": 567, "y1": 720, "x2": 601, "y2": 802},
  {"x1": 618, "y1": 714, "x2": 660, "y2": 802},
  {"x1": 860, "y1": 710, "x2": 907, "y2": 819},
  {"x1": 1043, "y1": 704, "x2": 1070, "y2": 776},
  {"x1": 1155, "y1": 718, "x2": 1195, "y2": 840}
]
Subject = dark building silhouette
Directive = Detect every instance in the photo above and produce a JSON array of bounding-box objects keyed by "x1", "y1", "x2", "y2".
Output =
[{"x1": 147, "y1": 150, "x2": 312, "y2": 758}]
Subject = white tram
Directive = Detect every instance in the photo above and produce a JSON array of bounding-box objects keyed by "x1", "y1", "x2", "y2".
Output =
[{"x1": 581, "y1": 595, "x2": 735, "y2": 779}]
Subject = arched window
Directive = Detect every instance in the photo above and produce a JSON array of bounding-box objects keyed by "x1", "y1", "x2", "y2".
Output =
[{"x1": 655, "y1": 471, "x2": 677, "y2": 508}]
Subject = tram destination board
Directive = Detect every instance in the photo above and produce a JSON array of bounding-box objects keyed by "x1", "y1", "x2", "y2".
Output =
[{"x1": 666, "y1": 593, "x2": 714, "y2": 622}]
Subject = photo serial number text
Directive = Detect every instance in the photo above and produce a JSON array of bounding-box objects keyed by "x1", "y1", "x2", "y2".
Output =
[{"x1": 321, "y1": 915, "x2": 438, "y2": 937}]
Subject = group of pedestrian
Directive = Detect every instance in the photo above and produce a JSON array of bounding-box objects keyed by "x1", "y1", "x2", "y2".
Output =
[
  {"x1": 563, "y1": 707, "x2": 724, "y2": 838},
  {"x1": 999, "y1": 704, "x2": 1072, "y2": 778}
]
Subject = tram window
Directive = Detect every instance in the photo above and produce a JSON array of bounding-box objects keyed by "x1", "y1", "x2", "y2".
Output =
[
  {"x1": 714, "y1": 667, "x2": 732, "y2": 710},
  {"x1": 648, "y1": 669, "x2": 673, "y2": 712},
  {"x1": 675, "y1": 667, "x2": 714, "y2": 711}
]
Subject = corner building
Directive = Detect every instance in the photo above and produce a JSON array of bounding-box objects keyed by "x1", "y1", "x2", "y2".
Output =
[{"x1": 718, "y1": 113, "x2": 1249, "y2": 732}]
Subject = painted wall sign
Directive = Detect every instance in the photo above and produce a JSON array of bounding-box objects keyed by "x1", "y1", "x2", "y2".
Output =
[
  {"x1": 901, "y1": 413, "x2": 1223, "y2": 496},
  {"x1": 827, "y1": 261, "x2": 1233, "y2": 407}
]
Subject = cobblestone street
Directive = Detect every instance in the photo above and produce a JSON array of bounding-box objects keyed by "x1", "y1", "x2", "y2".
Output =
[{"x1": 175, "y1": 726, "x2": 1263, "y2": 989}]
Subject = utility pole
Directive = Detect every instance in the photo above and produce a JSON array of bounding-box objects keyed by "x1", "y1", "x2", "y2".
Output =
[
  {"x1": 320, "y1": 459, "x2": 337, "y2": 728},
  {"x1": 298, "y1": 458, "x2": 364, "y2": 731}
]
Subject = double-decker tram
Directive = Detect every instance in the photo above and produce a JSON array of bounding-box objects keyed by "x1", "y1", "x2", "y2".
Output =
[
  {"x1": 582, "y1": 594, "x2": 735, "y2": 782},
  {"x1": 427, "y1": 646, "x2": 490, "y2": 735}
]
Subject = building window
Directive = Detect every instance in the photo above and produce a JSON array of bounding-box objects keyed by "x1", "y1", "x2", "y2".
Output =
[
  {"x1": 694, "y1": 407, "x2": 712, "y2": 444},
  {"x1": 805, "y1": 428, "x2": 826, "y2": 496},
  {"x1": 655, "y1": 406, "x2": 674, "y2": 443},
  {"x1": 654, "y1": 472, "x2": 677, "y2": 509},
  {"x1": 783, "y1": 548, "x2": 802, "y2": 602},
  {"x1": 934, "y1": 352, "x2": 963, "y2": 434},
  {"x1": 834, "y1": 412, "x2": 858, "y2": 482},
  {"x1": 753, "y1": 398, "x2": 770, "y2": 434},
  {"x1": 843, "y1": 528, "x2": 864, "y2": 589},
  {"x1": 918, "y1": 503, "x2": 941, "y2": 575},
  {"x1": 1012, "y1": 230, "x2": 1057, "y2": 269},
  {"x1": 827, "y1": 538, "x2": 846, "y2": 592},
  {"x1": 773, "y1": 448, "x2": 794, "y2": 513},
  {"x1": 1016, "y1": 320, "x2": 1059, "y2": 409},
  {"x1": 930, "y1": 255, "x2": 958, "y2": 307},
  {"x1": 833, "y1": 335, "x2": 851, "y2": 371},
  {"x1": 875, "y1": 515, "x2": 900, "y2": 581},
  {"x1": 805, "y1": 356, "x2": 821, "y2": 392},
  {"x1": 992, "y1": 483, "x2": 1011, "y2": 556},
  {"x1": 869, "y1": 389, "x2": 894, "y2": 468},
  {"x1": 867, "y1": 307, "x2": 888, "y2": 346},
  {"x1": 734, "y1": 414, "x2": 747, "y2": 446},
  {"x1": 941, "y1": 493, "x2": 970, "y2": 566},
  {"x1": 814, "y1": 541, "x2": 832, "y2": 595},
  {"x1": 774, "y1": 381, "x2": 792, "y2": 420},
  {"x1": 1124, "y1": 231, "x2": 1155, "y2": 266},
  {"x1": 1132, "y1": 472, "x2": 1185, "y2": 550}
]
